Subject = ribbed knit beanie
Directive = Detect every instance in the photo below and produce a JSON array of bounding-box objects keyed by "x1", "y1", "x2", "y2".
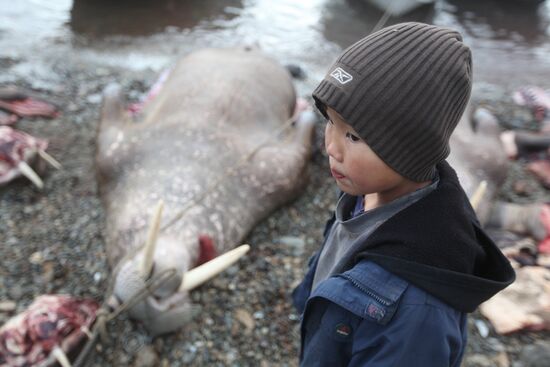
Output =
[{"x1": 313, "y1": 22, "x2": 472, "y2": 182}]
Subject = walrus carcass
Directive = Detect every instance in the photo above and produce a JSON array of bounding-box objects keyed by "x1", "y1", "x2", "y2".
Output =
[{"x1": 96, "y1": 47, "x2": 315, "y2": 335}]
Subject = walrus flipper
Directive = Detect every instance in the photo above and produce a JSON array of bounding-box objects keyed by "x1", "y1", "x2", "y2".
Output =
[{"x1": 96, "y1": 84, "x2": 132, "y2": 181}]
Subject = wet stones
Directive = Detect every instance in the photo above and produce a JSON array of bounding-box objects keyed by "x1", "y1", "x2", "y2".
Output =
[
  {"x1": 0, "y1": 301, "x2": 16, "y2": 313},
  {"x1": 518, "y1": 341, "x2": 550, "y2": 367},
  {"x1": 133, "y1": 345, "x2": 159, "y2": 367}
]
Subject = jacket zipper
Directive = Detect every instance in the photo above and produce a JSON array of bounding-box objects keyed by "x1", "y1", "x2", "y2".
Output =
[{"x1": 339, "y1": 273, "x2": 392, "y2": 306}]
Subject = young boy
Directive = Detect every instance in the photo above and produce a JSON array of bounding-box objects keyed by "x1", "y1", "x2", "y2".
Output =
[{"x1": 292, "y1": 22, "x2": 515, "y2": 366}]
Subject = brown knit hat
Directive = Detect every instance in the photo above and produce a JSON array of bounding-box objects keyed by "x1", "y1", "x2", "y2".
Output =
[{"x1": 313, "y1": 22, "x2": 472, "y2": 182}]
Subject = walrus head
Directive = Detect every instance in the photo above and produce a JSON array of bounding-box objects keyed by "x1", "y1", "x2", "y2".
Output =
[
  {"x1": 112, "y1": 240, "x2": 194, "y2": 336},
  {"x1": 111, "y1": 201, "x2": 249, "y2": 335}
]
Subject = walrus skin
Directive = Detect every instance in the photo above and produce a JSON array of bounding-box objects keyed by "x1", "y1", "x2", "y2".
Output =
[
  {"x1": 96, "y1": 47, "x2": 315, "y2": 335},
  {"x1": 447, "y1": 106, "x2": 509, "y2": 225},
  {"x1": 452, "y1": 106, "x2": 547, "y2": 240}
]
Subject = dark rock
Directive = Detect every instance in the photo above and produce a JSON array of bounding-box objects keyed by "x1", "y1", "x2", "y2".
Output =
[
  {"x1": 519, "y1": 341, "x2": 550, "y2": 367},
  {"x1": 285, "y1": 64, "x2": 306, "y2": 79}
]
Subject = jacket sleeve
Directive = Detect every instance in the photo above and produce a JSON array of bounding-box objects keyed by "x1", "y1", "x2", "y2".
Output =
[{"x1": 348, "y1": 304, "x2": 466, "y2": 367}]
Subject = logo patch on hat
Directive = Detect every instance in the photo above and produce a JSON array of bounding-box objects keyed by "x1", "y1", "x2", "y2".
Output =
[{"x1": 330, "y1": 67, "x2": 353, "y2": 85}]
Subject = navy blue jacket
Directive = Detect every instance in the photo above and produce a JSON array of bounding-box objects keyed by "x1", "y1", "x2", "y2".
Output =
[
  {"x1": 293, "y1": 254, "x2": 467, "y2": 366},
  {"x1": 293, "y1": 161, "x2": 515, "y2": 366}
]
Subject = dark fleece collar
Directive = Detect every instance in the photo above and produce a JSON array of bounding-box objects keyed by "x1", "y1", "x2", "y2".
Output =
[{"x1": 356, "y1": 161, "x2": 515, "y2": 312}]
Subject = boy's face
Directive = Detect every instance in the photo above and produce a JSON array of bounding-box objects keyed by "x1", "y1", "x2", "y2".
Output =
[{"x1": 324, "y1": 107, "x2": 414, "y2": 201}]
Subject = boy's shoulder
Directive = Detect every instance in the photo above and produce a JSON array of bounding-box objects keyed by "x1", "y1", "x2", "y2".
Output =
[{"x1": 311, "y1": 259, "x2": 460, "y2": 326}]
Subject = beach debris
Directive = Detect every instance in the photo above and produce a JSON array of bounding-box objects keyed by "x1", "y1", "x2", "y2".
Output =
[
  {"x1": 499, "y1": 130, "x2": 518, "y2": 159},
  {"x1": 0, "y1": 86, "x2": 59, "y2": 123},
  {"x1": 488, "y1": 202, "x2": 548, "y2": 241},
  {"x1": 472, "y1": 86, "x2": 549, "y2": 131},
  {"x1": 536, "y1": 205, "x2": 550, "y2": 256},
  {"x1": 0, "y1": 98, "x2": 58, "y2": 119},
  {"x1": 499, "y1": 129, "x2": 550, "y2": 160},
  {"x1": 501, "y1": 238, "x2": 538, "y2": 267},
  {"x1": 513, "y1": 86, "x2": 550, "y2": 124},
  {"x1": 527, "y1": 160, "x2": 550, "y2": 189},
  {"x1": 512, "y1": 179, "x2": 538, "y2": 196},
  {"x1": 480, "y1": 266, "x2": 550, "y2": 334},
  {"x1": 0, "y1": 295, "x2": 99, "y2": 367},
  {"x1": 0, "y1": 126, "x2": 61, "y2": 189},
  {"x1": 127, "y1": 68, "x2": 172, "y2": 116},
  {"x1": 0, "y1": 302, "x2": 16, "y2": 313},
  {"x1": 539, "y1": 255, "x2": 550, "y2": 268},
  {"x1": 488, "y1": 229, "x2": 525, "y2": 249},
  {"x1": 0, "y1": 110, "x2": 17, "y2": 126},
  {"x1": 470, "y1": 180, "x2": 488, "y2": 211},
  {"x1": 474, "y1": 319, "x2": 490, "y2": 338},
  {"x1": 539, "y1": 238, "x2": 550, "y2": 255},
  {"x1": 234, "y1": 308, "x2": 255, "y2": 334}
]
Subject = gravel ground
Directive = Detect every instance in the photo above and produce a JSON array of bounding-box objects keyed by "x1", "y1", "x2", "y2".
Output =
[{"x1": 1, "y1": 59, "x2": 550, "y2": 367}]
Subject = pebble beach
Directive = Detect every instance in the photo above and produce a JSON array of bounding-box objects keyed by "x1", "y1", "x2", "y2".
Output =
[{"x1": 1, "y1": 1, "x2": 550, "y2": 366}]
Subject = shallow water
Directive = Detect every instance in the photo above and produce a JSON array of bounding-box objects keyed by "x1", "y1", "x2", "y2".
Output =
[{"x1": 0, "y1": 0, "x2": 549, "y2": 90}]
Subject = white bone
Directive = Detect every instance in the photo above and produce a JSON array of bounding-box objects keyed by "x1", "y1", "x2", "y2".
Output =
[
  {"x1": 80, "y1": 325, "x2": 93, "y2": 339},
  {"x1": 141, "y1": 200, "x2": 164, "y2": 278},
  {"x1": 180, "y1": 244, "x2": 250, "y2": 291},
  {"x1": 52, "y1": 345, "x2": 72, "y2": 367},
  {"x1": 38, "y1": 149, "x2": 62, "y2": 170},
  {"x1": 18, "y1": 161, "x2": 43, "y2": 189},
  {"x1": 470, "y1": 180, "x2": 488, "y2": 212}
]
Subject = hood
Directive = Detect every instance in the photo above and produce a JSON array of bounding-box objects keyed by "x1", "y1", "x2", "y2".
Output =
[{"x1": 356, "y1": 161, "x2": 515, "y2": 312}]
